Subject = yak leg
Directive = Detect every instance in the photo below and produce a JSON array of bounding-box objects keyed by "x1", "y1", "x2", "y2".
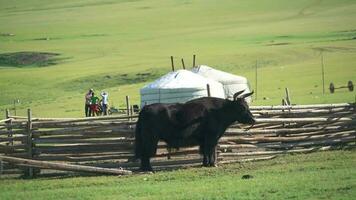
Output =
[
  {"x1": 208, "y1": 145, "x2": 217, "y2": 167},
  {"x1": 200, "y1": 144, "x2": 208, "y2": 166},
  {"x1": 202, "y1": 145, "x2": 216, "y2": 167},
  {"x1": 201, "y1": 137, "x2": 209, "y2": 167},
  {"x1": 140, "y1": 157, "x2": 153, "y2": 172},
  {"x1": 140, "y1": 134, "x2": 159, "y2": 172},
  {"x1": 203, "y1": 153, "x2": 209, "y2": 167},
  {"x1": 202, "y1": 136, "x2": 217, "y2": 167}
]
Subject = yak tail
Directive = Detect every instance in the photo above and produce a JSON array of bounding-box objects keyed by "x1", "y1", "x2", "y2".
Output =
[{"x1": 134, "y1": 113, "x2": 143, "y2": 159}]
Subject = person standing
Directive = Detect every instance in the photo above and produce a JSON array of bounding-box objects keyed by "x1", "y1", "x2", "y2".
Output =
[
  {"x1": 90, "y1": 92, "x2": 100, "y2": 116},
  {"x1": 101, "y1": 91, "x2": 109, "y2": 115},
  {"x1": 85, "y1": 89, "x2": 93, "y2": 117}
]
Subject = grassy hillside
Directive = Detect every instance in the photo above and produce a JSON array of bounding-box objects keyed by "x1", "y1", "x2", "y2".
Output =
[
  {"x1": 0, "y1": 150, "x2": 355, "y2": 200},
  {"x1": 0, "y1": 0, "x2": 355, "y2": 117}
]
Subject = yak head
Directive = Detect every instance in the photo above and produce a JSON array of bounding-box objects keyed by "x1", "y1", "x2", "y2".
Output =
[{"x1": 229, "y1": 90, "x2": 255, "y2": 125}]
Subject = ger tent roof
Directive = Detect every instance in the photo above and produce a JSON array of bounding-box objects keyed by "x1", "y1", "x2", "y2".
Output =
[
  {"x1": 191, "y1": 65, "x2": 251, "y2": 101},
  {"x1": 140, "y1": 69, "x2": 225, "y2": 106}
]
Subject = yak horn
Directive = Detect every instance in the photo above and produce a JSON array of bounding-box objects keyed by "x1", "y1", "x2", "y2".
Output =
[
  {"x1": 240, "y1": 91, "x2": 254, "y2": 99},
  {"x1": 233, "y1": 90, "x2": 245, "y2": 100}
]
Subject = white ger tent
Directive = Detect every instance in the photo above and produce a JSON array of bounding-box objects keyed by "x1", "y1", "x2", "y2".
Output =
[
  {"x1": 191, "y1": 65, "x2": 252, "y2": 103},
  {"x1": 140, "y1": 69, "x2": 225, "y2": 107}
]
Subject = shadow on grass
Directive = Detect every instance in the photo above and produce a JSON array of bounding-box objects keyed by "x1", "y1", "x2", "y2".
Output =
[{"x1": 0, "y1": 51, "x2": 67, "y2": 68}]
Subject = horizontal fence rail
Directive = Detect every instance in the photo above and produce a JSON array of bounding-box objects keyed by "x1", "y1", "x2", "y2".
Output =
[{"x1": 0, "y1": 103, "x2": 355, "y2": 177}]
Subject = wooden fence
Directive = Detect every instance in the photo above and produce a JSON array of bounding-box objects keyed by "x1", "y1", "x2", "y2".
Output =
[{"x1": 0, "y1": 103, "x2": 355, "y2": 177}]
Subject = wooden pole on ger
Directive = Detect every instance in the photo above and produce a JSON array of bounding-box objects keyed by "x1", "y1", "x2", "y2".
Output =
[
  {"x1": 181, "y1": 58, "x2": 186, "y2": 69},
  {"x1": 171, "y1": 56, "x2": 175, "y2": 71},
  {"x1": 193, "y1": 55, "x2": 196, "y2": 67}
]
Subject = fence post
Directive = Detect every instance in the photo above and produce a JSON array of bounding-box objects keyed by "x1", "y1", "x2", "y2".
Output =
[
  {"x1": 26, "y1": 109, "x2": 34, "y2": 178},
  {"x1": 130, "y1": 105, "x2": 134, "y2": 116},
  {"x1": 5, "y1": 109, "x2": 9, "y2": 119},
  {"x1": 285, "y1": 88, "x2": 291, "y2": 105},
  {"x1": 5, "y1": 109, "x2": 13, "y2": 148},
  {"x1": 0, "y1": 159, "x2": 3, "y2": 176},
  {"x1": 126, "y1": 96, "x2": 130, "y2": 118}
]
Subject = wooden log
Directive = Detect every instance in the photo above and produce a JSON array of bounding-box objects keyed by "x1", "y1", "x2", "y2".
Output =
[
  {"x1": 218, "y1": 144, "x2": 259, "y2": 149},
  {"x1": 33, "y1": 134, "x2": 132, "y2": 141},
  {"x1": 34, "y1": 138, "x2": 134, "y2": 145},
  {"x1": 0, "y1": 136, "x2": 26, "y2": 143},
  {"x1": 36, "y1": 128, "x2": 134, "y2": 136},
  {"x1": 32, "y1": 120, "x2": 137, "y2": 127},
  {"x1": 34, "y1": 143, "x2": 134, "y2": 154},
  {"x1": 0, "y1": 129, "x2": 27, "y2": 135},
  {"x1": 10, "y1": 115, "x2": 138, "y2": 122},
  {"x1": 32, "y1": 127, "x2": 134, "y2": 137},
  {"x1": 282, "y1": 128, "x2": 356, "y2": 137},
  {"x1": 0, "y1": 144, "x2": 27, "y2": 150},
  {"x1": 263, "y1": 136, "x2": 355, "y2": 149},
  {"x1": 250, "y1": 103, "x2": 354, "y2": 110},
  {"x1": 6, "y1": 115, "x2": 28, "y2": 120},
  {"x1": 32, "y1": 121, "x2": 136, "y2": 128},
  {"x1": 36, "y1": 153, "x2": 134, "y2": 162},
  {"x1": 0, "y1": 168, "x2": 23, "y2": 175},
  {"x1": 225, "y1": 125, "x2": 354, "y2": 136},
  {"x1": 220, "y1": 130, "x2": 355, "y2": 143},
  {"x1": 31, "y1": 126, "x2": 109, "y2": 136},
  {"x1": 2, "y1": 123, "x2": 27, "y2": 129},
  {"x1": 34, "y1": 134, "x2": 134, "y2": 142},
  {"x1": 251, "y1": 108, "x2": 354, "y2": 116},
  {"x1": 0, "y1": 155, "x2": 132, "y2": 175},
  {"x1": 36, "y1": 151, "x2": 134, "y2": 160},
  {"x1": 219, "y1": 146, "x2": 332, "y2": 157},
  {"x1": 2, "y1": 152, "x2": 28, "y2": 158},
  {"x1": 255, "y1": 117, "x2": 353, "y2": 123},
  {"x1": 0, "y1": 118, "x2": 12, "y2": 123},
  {"x1": 81, "y1": 152, "x2": 324, "y2": 170},
  {"x1": 231, "y1": 123, "x2": 286, "y2": 129},
  {"x1": 218, "y1": 155, "x2": 277, "y2": 164},
  {"x1": 39, "y1": 150, "x2": 134, "y2": 157},
  {"x1": 36, "y1": 149, "x2": 198, "y2": 163}
]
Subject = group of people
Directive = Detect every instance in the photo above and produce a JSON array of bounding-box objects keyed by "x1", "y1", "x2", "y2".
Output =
[{"x1": 85, "y1": 89, "x2": 109, "y2": 117}]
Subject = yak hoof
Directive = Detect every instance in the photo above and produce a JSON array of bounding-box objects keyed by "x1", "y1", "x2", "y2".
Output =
[
  {"x1": 138, "y1": 171, "x2": 154, "y2": 174},
  {"x1": 139, "y1": 167, "x2": 154, "y2": 173},
  {"x1": 202, "y1": 163, "x2": 218, "y2": 167}
]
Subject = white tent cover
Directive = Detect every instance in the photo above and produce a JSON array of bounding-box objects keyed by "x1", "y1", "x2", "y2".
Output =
[
  {"x1": 140, "y1": 69, "x2": 225, "y2": 106},
  {"x1": 191, "y1": 65, "x2": 252, "y2": 102}
]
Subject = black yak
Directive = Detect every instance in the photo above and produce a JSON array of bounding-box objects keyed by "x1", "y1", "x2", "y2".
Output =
[{"x1": 135, "y1": 90, "x2": 255, "y2": 171}]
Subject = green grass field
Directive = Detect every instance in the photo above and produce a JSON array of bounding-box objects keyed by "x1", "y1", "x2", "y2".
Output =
[
  {"x1": 0, "y1": 0, "x2": 355, "y2": 117},
  {"x1": 0, "y1": 150, "x2": 355, "y2": 200}
]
